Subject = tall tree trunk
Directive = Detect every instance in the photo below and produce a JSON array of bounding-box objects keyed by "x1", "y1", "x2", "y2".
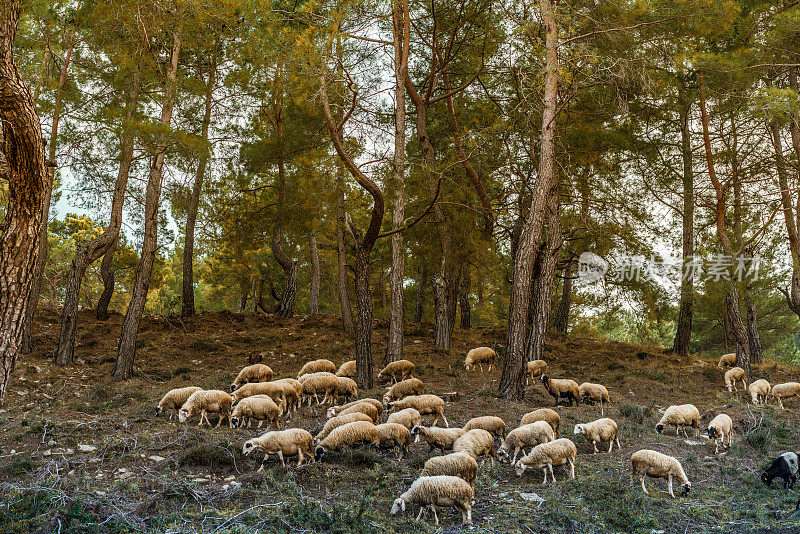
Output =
[
  {"x1": 773, "y1": 112, "x2": 800, "y2": 317},
  {"x1": 182, "y1": 57, "x2": 216, "y2": 318},
  {"x1": 414, "y1": 262, "x2": 427, "y2": 323},
  {"x1": 56, "y1": 65, "x2": 141, "y2": 365},
  {"x1": 0, "y1": 1, "x2": 51, "y2": 405},
  {"x1": 387, "y1": 0, "x2": 409, "y2": 364},
  {"x1": 499, "y1": 0, "x2": 558, "y2": 400},
  {"x1": 726, "y1": 289, "x2": 750, "y2": 378},
  {"x1": 22, "y1": 25, "x2": 75, "y2": 354},
  {"x1": 459, "y1": 263, "x2": 471, "y2": 329},
  {"x1": 113, "y1": 31, "x2": 181, "y2": 381},
  {"x1": 553, "y1": 255, "x2": 575, "y2": 335},
  {"x1": 673, "y1": 98, "x2": 694, "y2": 357},
  {"x1": 433, "y1": 258, "x2": 453, "y2": 350},
  {"x1": 336, "y1": 179, "x2": 354, "y2": 336},
  {"x1": 309, "y1": 231, "x2": 320, "y2": 315},
  {"x1": 353, "y1": 248, "x2": 374, "y2": 388},
  {"x1": 96, "y1": 246, "x2": 115, "y2": 320},
  {"x1": 746, "y1": 299, "x2": 762, "y2": 365},
  {"x1": 272, "y1": 89, "x2": 297, "y2": 318}
]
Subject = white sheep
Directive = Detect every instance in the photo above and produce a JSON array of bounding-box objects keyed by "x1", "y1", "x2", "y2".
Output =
[
  {"x1": 376, "y1": 423, "x2": 411, "y2": 459},
  {"x1": 420, "y1": 451, "x2": 479, "y2": 486},
  {"x1": 464, "y1": 346, "x2": 496, "y2": 371},
  {"x1": 242, "y1": 428, "x2": 314, "y2": 470},
  {"x1": 301, "y1": 372, "x2": 339, "y2": 405},
  {"x1": 573, "y1": 417, "x2": 620, "y2": 454},
  {"x1": 717, "y1": 353, "x2": 736, "y2": 369},
  {"x1": 771, "y1": 382, "x2": 800, "y2": 409},
  {"x1": 388, "y1": 395, "x2": 448, "y2": 427},
  {"x1": 156, "y1": 386, "x2": 202, "y2": 419},
  {"x1": 453, "y1": 429, "x2": 498, "y2": 466},
  {"x1": 178, "y1": 390, "x2": 233, "y2": 428},
  {"x1": 520, "y1": 408, "x2": 560, "y2": 437},
  {"x1": 230, "y1": 364, "x2": 274, "y2": 392},
  {"x1": 377, "y1": 359, "x2": 415, "y2": 384},
  {"x1": 335, "y1": 360, "x2": 356, "y2": 378},
  {"x1": 630, "y1": 449, "x2": 691, "y2": 498},
  {"x1": 333, "y1": 401, "x2": 380, "y2": 423},
  {"x1": 382, "y1": 378, "x2": 424, "y2": 405},
  {"x1": 386, "y1": 407, "x2": 422, "y2": 430},
  {"x1": 297, "y1": 359, "x2": 337, "y2": 378},
  {"x1": 578, "y1": 382, "x2": 610, "y2": 415},
  {"x1": 724, "y1": 367, "x2": 747, "y2": 393},
  {"x1": 656, "y1": 404, "x2": 700, "y2": 437},
  {"x1": 314, "y1": 420, "x2": 381, "y2": 461},
  {"x1": 497, "y1": 421, "x2": 554, "y2": 464},
  {"x1": 315, "y1": 412, "x2": 374, "y2": 441},
  {"x1": 230, "y1": 381, "x2": 287, "y2": 405},
  {"x1": 463, "y1": 416, "x2": 506, "y2": 441},
  {"x1": 230, "y1": 395, "x2": 281, "y2": 429},
  {"x1": 514, "y1": 438, "x2": 577, "y2": 484},
  {"x1": 410, "y1": 425, "x2": 465, "y2": 453},
  {"x1": 707, "y1": 413, "x2": 733, "y2": 454},
  {"x1": 748, "y1": 379, "x2": 771, "y2": 404},
  {"x1": 526, "y1": 360, "x2": 548, "y2": 384},
  {"x1": 391, "y1": 475, "x2": 474, "y2": 526},
  {"x1": 327, "y1": 398, "x2": 384, "y2": 418},
  {"x1": 336, "y1": 376, "x2": 358, "y2": 402},
  {"x1": 540, "y1": 374, "x2": 580, "y2": 406}
]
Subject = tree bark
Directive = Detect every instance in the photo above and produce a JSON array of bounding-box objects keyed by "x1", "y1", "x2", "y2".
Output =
[
  {"x1": 353, "y1": 248, "x2": 374, "y2": 388},
  {"x1": 746, "y1": 299, "x2": 762, "y2": 365},
  {"x1": 336, "y1": 179, "x2": 354, "y2": 336},
  {"x1": 459, "y1": 263, "x2": 471, "y2": 329},
  {"x1": 553, "y1": 256, "x2": 575, "y2": 335},
  {"x1": 0, "y1": 1, "x2": 51, "y2": 405},
  {"x1": 113, "y1": 31, "x2": 181, "y2": 381},
  {"x1": 96, "y1": 246, "x2": 115, "y2": 320},
  {"x1": 414, "y1": 262, "x2": 427, "y2": 323},
  {"x1": 272, "y1": 94, "x2": 297, "y2": 318},
  {"x1": 56, "y1": 64, "x2": 141, "y2": 365},
  {"x1": 672, "y1": 98, "x2": 694, "y2": 357},
  {"x1": 182, "y1": 57, "x2": 216, "y2": 318},
  {"x1": 499, "y1": 0, "x2": 558, "y2": 400},
  {"x1": 432, "y1": 258, "x2": 451, "y2": 349},
  {"x1": 309, "y1": 231, "x2": 320, "y2": 315},
  {"x1": 22, "y1": 25, "x2": 75, "y2": 354}
]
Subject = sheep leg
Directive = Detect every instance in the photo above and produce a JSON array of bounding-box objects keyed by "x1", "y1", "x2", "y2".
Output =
[
  {"x1": 549, "y1": 463, "x2": 557, "y2": 483},
  {"x1": 600, "y1": 400, "x2": 604, "y2": 417},
  {"x1": 432, "y1": 505, "x2": 439, "y2": 525},
  {"x1": 440, "y1": 412, "x2": 449, "y2": 428},
  {"x1": 616, "y1": 436, "x2": 621, "y2": 450},
  {"x1": 668, "y1": 476, "x2": 675, "y2": 498},
  {"x1": 541, "y1": 467, "x2": 549, "y2": 484},
  {"x1": 257, "y1": 453, "x2": 269, "y2": 473},
  {"x1": 640, "y1": 476, "x2": 649, "y2": 495},
  {"x1": 511, "y1": 449, "x2": 519, "y2": 465},
  {"x1": 608, "y1": 440, "x2": 613, "y2": 453},
  {"x1": 296, "y1": 450, "x2": 304, "y2": 467},
  {"x1": 569, "y1": 459, "x2": 575, "y2": 479},
  {"x1": 277, "y1": 451, "x2": 285, "y2": 468}
]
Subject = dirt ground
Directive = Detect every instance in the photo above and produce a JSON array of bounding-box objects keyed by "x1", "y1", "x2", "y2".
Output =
[{"x1": 2, "y1": 309, "x2": 800, "y2": 533}]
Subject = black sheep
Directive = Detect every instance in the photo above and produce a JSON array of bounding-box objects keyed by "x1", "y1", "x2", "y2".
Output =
[{"x1": 762, "y1": 452, "x2": 799, "y2": 489}]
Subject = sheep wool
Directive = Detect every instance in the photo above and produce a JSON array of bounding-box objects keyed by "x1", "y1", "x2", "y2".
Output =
[
  {"x1": 463, "y1": 347, "x2": 496, "y2": 372},
  {"x1": 156, "y1": 386, "x2": 202, "y2": 419},
  {"x1": 178, "y1": 390, "x2": 233, "y2": 428},
  {"x1": 748, "y1": 379, "x2": 771, "y2": 404},
  {"x1": 297, "y1": 359, "x2": 337, "y2": 378},
  {"x1": 498, "y1": 421, "x2": 554, "y2": 464},
  {"x1": 386, "y1": 408, "x2": 422, "y2": 430},
  {"x1": 388, "y1": 395, "x2": 449, "y2": 427},
  {"x1": 301, "y1": 372, "x2": 339, "y2": 406},
  {"x1": 382, "y1": 378, "x2": 424, "y2": 405},
  {"x1": 520, "y1": 408, "x2": 561, "y2": 437},
  {"x1": 327, "y1": 398, "x2": 384, "y2": 418},
  {"x1": 411, "y1": 425, "x2": 465, "y2": 453},
  {"x1": 334, "y1": 401, "x2": 380, "y2": 423},
  {"x1": 420, "y1": 451, "x2": 479, "y2": 487},
  {"x1": 707, "y1": 413, "x2": 733, "y2": 454},
  {"x1": 391, "y1": 475, "x2": 474, "y2": 526},
  {"x1": 539, "y1": 375, "x2": 581, "y2": 406},
  {"x1": 724, "y1": 367, "x2": 747, "y2": 393},
  {"x1": 230, "y1": 396, "x2": 281, "y2": 429},
  {"x1": 630, "y1": 449, "x2": 691, "y2": 498},
  {"x1": 717, "y1": 353, "x2": 736, "y2": 369},
  {"x1": 526, "y1": 360, "x2": 548, "y2": 385},
  {"x1": 335, "y1": 360, "x2": 356, "y2": 378},
  {"x1": 375, "y1": 423, "x2": 411, "y2": 459},
  {"x1": 314, "y1": 421, "x2": 381, "y2": 461},
  {"x1": 243, "y1": 428, "x2": 314, "y2": 470},
  {"x1": 515, "y1": 438, "x2": 577, "y2": 484},
  {"x1": 463, "y1": 416, "x2": 506, "y2": 440},
  {"x1": 315, "y1": 412, "x2": 374, "y2": 441},
  {"x1": 230, "y1": 381, "x2": 287, "y2": 405},
  {"x1": 771, "y1": 382, "x2": 800, "y2": 409},
  {"x1": 230, "y1": 364, "x2": 274, "y2": 392},
  {"x1": 453, "y1": 429, "x2": 498, "y2": 465},
  {"x1": 656, "y1": 404, "x2": 700, "y2": 437},
  {"x1": 377, "y1": 359, "x2": 415, "y2": 384},
  {"x1": 573, "y1": 418, "x2": 620, "y2": 454},
  {"x1": 335, "y1": 376, "x2": 358, "y2": 402},
  {"x1": 578, "y1": 383, "x2": 610, "y2": 415}
]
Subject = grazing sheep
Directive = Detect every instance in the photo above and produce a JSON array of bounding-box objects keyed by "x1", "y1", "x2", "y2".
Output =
[
  {"x1": 391, "y1": 475, "x2": 474, "y2": 526},
  {"x1": 230, "y1": 364, "x2": 274, "y2": 392},
  {"x1": 249, "y1": 394, "x2": 286, "y2": 415},
  {"x1": 707, "y1": 414, "x2": 733, "y2": 454},
  {"x1": 388, "y1": 395, "x2": 448, "y2": 427},
  {"x1": 526, "y1": 360, "x2": 548, "y2": 384},
  {"x1": 520, "y1": 408, "x2": 560, "y2": 437},
  {"x1": 762, "y1": 452, "x2": 799, "y2": 488},
  {"x1": 377, "y1": 359, "x2": 415, "y2": 384},
  {"x1": 178, "y1": 390, "x2": 233, "y2": 428},
  {"x1": 156, "y1": 386, "x2": 202, "y2": 419},
  {"x1": 335, "y1": 360, "x2": 356, "y2": 378},
  {"x1": 242, "y1": 428, "x2": 314, "y2": 470},
  {"x1": 771, "y1": 382, "x2": 800, "y2": 409},
  {"x1": 630, "y1": 449, "x2": 691, "y2": 498},
  {"x1": 463, "y1": 416, "x2": 506, "y2": 441},
  {"x1": 230, "y1": 395, "x2": 281, "y2": 429},
  {"x1": 464, "y1": 346, "x2": 496, "y2": 371},
  {"x1": 314, "y1": 421, "x2": 381, "y2": 461},
  {"x1": 749, "y1": 379, "x2": 771, "y2": 404},
  {"x1": 498, "y1": 421, "x2": 554, "y2": 464},
  {"x1": 327, "y1": 398, "x2": 384, "y2": 418},
  {"x1": 656, "y1": 404, "x2": 700, "y2": 437},
  {"x1": 336, "y1": 376, "x2": 358, "y2": 403},
  {"x1": 230, "y1": 381, "x2": 287, "y2": 405},
  {"x1": 301, "y1": 372, "x2": 339, "y2": 405},
  {"x1": 540, "y1": 375, "x2": 580, "y2": 406},
  {"x1": 334, "y1": 401, "x2": 380, "y2": 423},
  {"x1": 382, "y1": 378, "x2": 425, "y2": 405},
  {"x1": 297, "y1": 359, "x2": 337, "y2": 378},
  {"x1": 718, "y1": 353, "x2": 736, "y2": 369},
  {"x1": 573, "y1": 418, "x2": 620, "y2": 454},
  {"x1": 387, "y1": 408, "x2": 422, "y2": 430},
  {"x1": 268, "y1": 380, "x2": 301, "y2": 414},
  {"x1": 315, "y1": 412, "x2": 374, "y2": 441},
  {"x1": 724, "y1": 367, "x2": 747, "y2": 393},
  {"x1": 578, "y1": 382, "x2": 610, "y2": 415},
  {"x1": 420, "y1": 451, "x2": 479, "y2": 486},
  {"x1": 453, "y1": 429, "x2": 498, "y2": 466},
  {"x1": 376, "y1": 423, "x2": 411, "y2": 459},
  {"x1": 515, "y1": 438, "x2": 577, "y2": 484},
  {"x1": 410, "y1": 425, "x2": 465, "y2": 453}
]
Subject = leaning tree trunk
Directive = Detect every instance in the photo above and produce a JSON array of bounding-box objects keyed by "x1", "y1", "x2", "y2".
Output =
[
  {"x1": 459, "y1": 263, "x2": 471, "y2": 329},
  {"x1": 746, "y1": 299, "x2": 762, "y2": 365},
  {"x1": 182, "y1": 58, "x2": 215, "y2": 318},
  {"x1": 673, "y1": 98, "x2": 694, "y2": 357},
  {"x1": 113, "y1": 31, "x2": 181, "y2": 381},
  {"x1": 499, "y1": 0, "x2": 558, "y2": 400},
  {"x1": 0, "y1": 1, "x2": 51, "y2": 405},
  {"x1": 553, "y1": 254, "x2": 575, "y2": 334},
  {"x1": 55, "y1": 67, "x2": 141, "y2": 365},
  {"x1": 309, "y1": 231, "x2": 320, "y2": 315},
  {"x1": 96, "y1": 246, "x2": 115, "y2": 320},
  {"x1": 22, "y1": 25, "x2": 75, "y2": 354},
  {"x1": 336, "y1": 180, "x2": 355, "y2": 336},
  {"x1": 414, "y1": 262, "x2": 427, "y2": 323},
  {"x1": 726, "y1": 289, "x2": 750, "y2": 379},
  {"x1": 773, "y1": 110, "x2": 800, "y2": 317}
]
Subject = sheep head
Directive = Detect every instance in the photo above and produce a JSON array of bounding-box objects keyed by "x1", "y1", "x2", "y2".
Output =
[
  {"x1": 390, "y1": 498, "x2": 406, "y2": 514},
  {"x1": 680, "y1": 482, "x2": 691, "y2": 495},
  {"x1": 242, "y1": 439, "x2": 260, "y2": 455}
]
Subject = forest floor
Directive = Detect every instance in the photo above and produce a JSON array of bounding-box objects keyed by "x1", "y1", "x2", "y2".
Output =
[{"x1": 2, "y1": 309, "x2": 800, "y2": 533}]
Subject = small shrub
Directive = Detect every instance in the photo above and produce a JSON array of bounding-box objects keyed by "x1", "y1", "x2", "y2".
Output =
[
  {"x1": 746, "y1": 426, "x2": 771, "y2": 453},
  {"x1": 190, "y1": 338, "x2": 226, "y2": 352},
  {"x1": 173, "y1": 366, "x2": 193, "y2": 377},
  {"x1": 339, "y1": 447, "x2": 384, "y2": 468},
  {"x1": 2, "y1": 459, "x2": 33, "y2": 475},
  {"x1": 606, "y1": 361, "x2": 624, "y2": 370},
  {"x1": 619, "y1": 403, "x2": 653, "y2": 424},
  {"x1": 180, "y1": 443, "x2": 239, "y2": 468}
]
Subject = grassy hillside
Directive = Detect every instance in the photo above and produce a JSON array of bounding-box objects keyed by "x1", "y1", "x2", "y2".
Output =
[{"x1": 1, "y1": 310, "x2": 800, "y2": 533}]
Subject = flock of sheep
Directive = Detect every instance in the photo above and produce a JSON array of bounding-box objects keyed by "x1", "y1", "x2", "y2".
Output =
[{"x1": 152, "y1": 347, "x2": 800, "y2": 526}]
